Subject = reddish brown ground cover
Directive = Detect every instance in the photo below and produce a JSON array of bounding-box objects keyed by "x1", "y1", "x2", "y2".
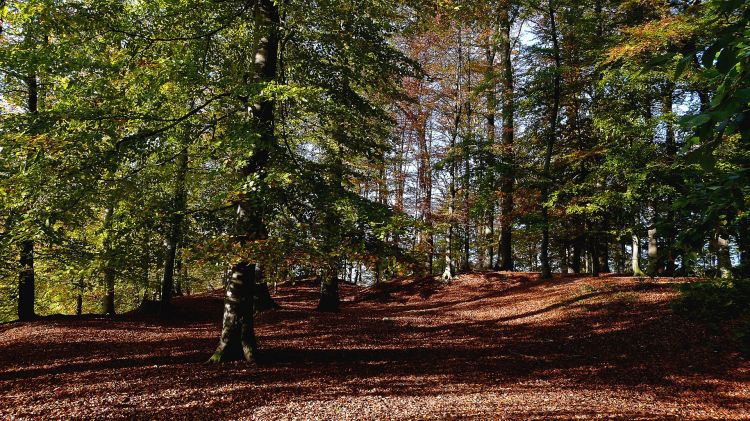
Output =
[{"x1": 1, "y1": 272, "x2": 749, "y2": 420}]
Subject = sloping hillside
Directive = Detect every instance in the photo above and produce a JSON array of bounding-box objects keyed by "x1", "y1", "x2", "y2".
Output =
[{"x1": 1, "y1": 273, "x2": 748, "y2": 419}]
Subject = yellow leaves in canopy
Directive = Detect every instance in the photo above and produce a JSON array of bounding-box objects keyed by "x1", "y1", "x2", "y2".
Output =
[{"x1": 606, "y1": 15, "x2": 700, "y2": 62}]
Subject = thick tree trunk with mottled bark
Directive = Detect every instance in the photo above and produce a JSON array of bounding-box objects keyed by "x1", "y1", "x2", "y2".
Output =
[
  {"x1": 209, "y1": 263, "x2": 257, "y2": 363},
  {"x1": 210, "y1": 0, "x2": 278, "y2": 363}
]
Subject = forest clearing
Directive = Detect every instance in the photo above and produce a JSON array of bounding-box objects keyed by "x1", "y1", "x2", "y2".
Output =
[{"x1": 1, "y1": 272, "x2": 748, "y2": 419}]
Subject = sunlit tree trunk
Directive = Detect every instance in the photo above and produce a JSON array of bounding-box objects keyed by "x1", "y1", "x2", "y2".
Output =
[
  {"x1": 647, "y1": 222, "x2": 659, "y2": 276},
  {"x1": 716, "y1": 230, "x2": 732, "y2": 279},
  {"x1": 416, "y1": 113, "x2": 433, "y2": 275},
  {"x1": 663, "y1": 89, "x2": 677, "y2": 276},
  {"x1": 210, "y1": 0, "x2": 279, "y2": 363},
  {"x1": 632, "y1": 233, "x2": 645, "y2": 276},
  {"x1": 497, "y1": 1, "x2": 515, "y2": 271},
  {"x1": 209, "y1": 263, "x2": 257, "y2": 362},
  {"x1": 443, "y1": 25, "x2": 464, "y2": 282},
  {"x1": 483, "y1": 43, "x2": 496, "y2": 269},
  {"x1": 540, "y1": 0, "x2": 561, "y2": 280}
]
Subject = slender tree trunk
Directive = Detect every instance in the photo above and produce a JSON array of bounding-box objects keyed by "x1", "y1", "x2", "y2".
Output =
[
  {"x1": 497, "y1": 2, "x2": 515, "y2": 271},
  {"x1": 394, "y1": 124, "x2": 406, "y2": 247},
  {"x1": 540, "y1": 0, "x2": 561, "y2": 280},
  {"x1": 76, "y1": 280, "x2": 84, "y2": 316},
  {"x1": 18, "y1": 73, "x2": 38, "y2": 322},
  {"x1": 210, "y1": 0, "x2": 278, "y2": 363},
  {"x1": 483, "y1": 43, "x2": 497, "y2": 268},
  {"x1": 598, "y1": 217, "x2": 610, "y2": 273},
  {"x1": 717, "y1": 230, "x2": 733, "y2": 279},
  {"x1": 632, "y1": 233, "x2": 645, "y2": 276},
  {"x1": 18, "y1": 239, "x2": 35, "y2": 320},
  {"x1": 417, "y1": 113, "x2": 433, "y2": 275},
  {"x1": 613, "y1": 237, "x2": 625, "y2": 274},
  {"x1": 102, "y1": 206, "x2": 116, "y2": 315},
  {"x1": 587, "y1": 224, "x2": 600, "y2": 277},
  {"x1": 559, "y1": 243, "x2": 569, "y2": 274},
  {"x1": 462, "y1": 40, "x2": 473, "y2": 273},
  {"x1": 647, "y1": 223, "x2": 659, "y2": 276},
  {"x1": 738, "y1": 214, "x2": 750, "y2": 278},
  {"x1": 160, "y1": 146, "x2": 189, "y2": 315},
  {"x1": 444, "y1": 25, "x2": 464, "y2": 282}
]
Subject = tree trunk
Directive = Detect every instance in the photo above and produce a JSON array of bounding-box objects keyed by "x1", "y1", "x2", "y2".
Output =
[
  {"x1": 102, "y1": 206, "x2": 116, "y2": 315},
  {"x1": 559, "y1": 243, "x2": 569, "y2": 274},
  {"x1": 317, "y1": 270, "x2": 340, "y2": 312},
  {"x1": 416, "y1": 112, "x2": 433, "y2": 275},
  {"x1": 717, "y1": 230, "x2": 732, "y2": 279},
  {"x1": 613, "y1": 237, "x2": 625, "y2": 274},
  {"x1": 208, "y1": 262, "x2": 257, "y2": 363},
  {"x1": 587, "y1": 226, "x2": 600, "y2": 277},
  {"x1": 663, "y1": 89, "x2": 677, "y2": 277},
  {"x1": 646, "y1": 224, "x2": 659, "y2": 276},
  {"x1": 462, "y1": 41, "x2": 473, "y2": 273},
  {"x1": 571, "y1": 237, "x2": 582, "y2": 274},
  {"x1": 444, "y1": 25, "x2": 464, "y2": 282},
  {"x1": 540, "y1": 0, "x2": 561, "y2": 280},
  {"x1": 483, "y1": 42, "x2": 496, "y2": 269},
  {"x1": 632, "y1": 233, "x2": 645, "y2": 276},
  {"x1": 497, "y1": 2, "x2": 515, "y2": 272},
  {"x1": 18, "y1": 73, "x2": 38, "y2": 322},
  {"x1": 160, "y1": 146, "x2": 189, "y2": 315},
  {"x1": 738, "y1": 214, "x2": 750, "y2": 278},
  {"x1": 598, "y1": 218, "x2": 610, "y2": 273},
  {"x1": 18, "y1": 240, "x2": 35, "y2": 320},
  {"x1": 76, "y1": 281, "x2": 84, "y2": 316},
  {"x1": 210, "y1": 0, "x2": 278, "y2": 363},
  {"x1": 254, "y1": 264, "x2": 279, "y2": 312}
]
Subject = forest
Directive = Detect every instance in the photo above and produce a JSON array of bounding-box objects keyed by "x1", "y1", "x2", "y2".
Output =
[{"x1": 1, "y1": 0, "x2": 749, "y2": 418}]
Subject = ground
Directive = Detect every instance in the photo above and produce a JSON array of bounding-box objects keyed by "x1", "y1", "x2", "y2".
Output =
[{"x1": 1, "y1": 272, "x2": 749, "y2": 420}]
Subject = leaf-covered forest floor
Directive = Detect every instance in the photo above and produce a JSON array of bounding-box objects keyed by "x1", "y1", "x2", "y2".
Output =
[{"x1": 1, "y1": 272, "x2": 749, "y2": 420}]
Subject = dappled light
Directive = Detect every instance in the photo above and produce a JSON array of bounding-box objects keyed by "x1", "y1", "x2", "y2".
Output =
[{"x1": 1, "y1": 273, "x2": 747, "y2": 419}]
